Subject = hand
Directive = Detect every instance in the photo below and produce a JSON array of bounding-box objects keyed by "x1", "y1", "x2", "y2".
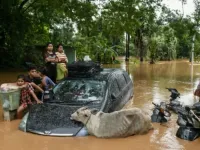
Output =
[
  {"x1": 45, "y1": 58, "x2": 50, "y2": 62},
  {"x1": 37, "y1": 100, "x2": 43, "y2": 104}
]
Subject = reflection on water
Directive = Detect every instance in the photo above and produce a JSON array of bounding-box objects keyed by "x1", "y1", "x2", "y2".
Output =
[{"x1": 1, "y1": 59, "x2": 200, "y2": 150}]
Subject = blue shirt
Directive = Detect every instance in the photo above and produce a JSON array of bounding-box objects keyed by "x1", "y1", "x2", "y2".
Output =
[{"x1": 44, "y1": 76, "x2": 56, "y2": 90}]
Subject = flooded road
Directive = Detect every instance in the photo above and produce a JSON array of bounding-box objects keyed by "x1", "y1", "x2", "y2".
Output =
[{"x1": 0, "y1": 60, "x2": 200, "y2": 150}]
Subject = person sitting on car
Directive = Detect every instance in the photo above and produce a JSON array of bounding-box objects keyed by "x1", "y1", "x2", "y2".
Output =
[
  {"x1": 38, "y1": 67, "x2": 56, "y2": 91},
  {"x1": 24, "y1": 66, "x2": 44, "y2": 98}
]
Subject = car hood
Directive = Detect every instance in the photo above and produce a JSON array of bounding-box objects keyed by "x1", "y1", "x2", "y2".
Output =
[{"x1": 23, "y1": 103, "x2": 88, "y2": 136}]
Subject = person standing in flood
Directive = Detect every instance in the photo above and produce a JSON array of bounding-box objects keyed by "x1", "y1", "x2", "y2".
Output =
[
  {"x1": 44, "y1": 42, "x2": 57, "y2": 83},
  {"x1": 56, "y1": 44, "x2": 68, "y2": 82}
]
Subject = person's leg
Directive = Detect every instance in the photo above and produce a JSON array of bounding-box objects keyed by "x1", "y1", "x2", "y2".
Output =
[
  {"x1": 60, "y1": 65, "x2": 67, "y2": 78},
  {"x1": 50, "y1": 64, "x2": 57, "y2": 83},
  {"x1": 17, "y1": 104, "x2": 27, "y2": 119},
  {"x1": 59, "y1": 64, "x2": 67, "y2": 79},
  {"x1": 56, "y1": 64, "x2": 61, "y2": 83}
]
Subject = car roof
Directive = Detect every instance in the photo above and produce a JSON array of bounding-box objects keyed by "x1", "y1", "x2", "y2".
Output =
[{"x1": 66, "y1": 68, "x2": 124, "y2": 81}]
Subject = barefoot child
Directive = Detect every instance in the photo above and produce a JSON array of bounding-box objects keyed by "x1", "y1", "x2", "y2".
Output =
[{"x1": 15, "y1": 75, "x2": 43, "y2": 119}]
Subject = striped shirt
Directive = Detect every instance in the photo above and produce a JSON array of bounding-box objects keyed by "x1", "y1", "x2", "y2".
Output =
[{"x1": 56, "y1": 52, "x2": 68, "y2": 66}]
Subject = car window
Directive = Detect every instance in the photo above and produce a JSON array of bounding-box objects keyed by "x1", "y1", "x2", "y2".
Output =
[
  {"x1": 110, "y1": 79, "x2": 120, "y2": 96},
  {"x1": 53, "y1": 79, "x2": 106, "y2": 104},
  {"x1": 116, "y1": 73, "x2": 126, "y2": 90}
]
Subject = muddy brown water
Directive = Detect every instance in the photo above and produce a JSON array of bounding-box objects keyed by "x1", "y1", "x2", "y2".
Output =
[{"x1": 0, "y1": 59, "x2": 200, "y2": 150}]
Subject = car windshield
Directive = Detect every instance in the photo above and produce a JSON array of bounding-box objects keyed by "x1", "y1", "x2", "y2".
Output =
[{"x1": 52, "y1": 79, "x2": 106, "y2": 104}]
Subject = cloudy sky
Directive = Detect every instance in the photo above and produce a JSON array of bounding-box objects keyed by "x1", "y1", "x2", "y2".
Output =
[{"x1": 162, "y1": 0, "x2": 195, "y2": 16}]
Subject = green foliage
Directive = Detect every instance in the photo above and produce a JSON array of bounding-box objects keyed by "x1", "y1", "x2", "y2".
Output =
[
  {"x1": 147, "y1": 25, "x2": 178, "y2": 63},
  {"x1": 1, "y1": 0, "x2": 200, "y2": 68},
  {"x1": 129, "y1": 56, "x2": 140, "y2": 64},
  {"x1": 72, "y1": 33, "x2": 119, "y2": 64}
]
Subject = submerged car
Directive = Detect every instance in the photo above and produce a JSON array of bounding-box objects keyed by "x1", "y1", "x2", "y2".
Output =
[{"x1": 19, "y1": 65, "x2": 134, "y2": 136}]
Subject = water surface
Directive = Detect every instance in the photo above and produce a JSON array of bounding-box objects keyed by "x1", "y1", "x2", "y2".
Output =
[{"x1": 0, "y1": 59, "x2": 200, "y2": 150}]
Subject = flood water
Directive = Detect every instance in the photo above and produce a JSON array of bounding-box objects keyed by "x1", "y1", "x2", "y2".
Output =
[{"x1": 0, "y1": 59, "x2": 200, "y2": 150}]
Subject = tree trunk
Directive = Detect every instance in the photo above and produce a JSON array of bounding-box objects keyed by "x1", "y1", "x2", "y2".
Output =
[
  {"x1": 139, "y1": 33, "x2": 144, "y2": 62},
  {"x1": 136, "y1": 29, "x2": 144, "y2": 62},
  {"x1": 125, "y1": 33, "x2": 130, "y2": 61}
]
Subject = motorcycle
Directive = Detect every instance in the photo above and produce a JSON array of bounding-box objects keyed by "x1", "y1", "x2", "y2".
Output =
[
  {"x1": 151, "y1": 102, "x2": 171, "y2": 123},
  {"x1": 176, "y1": 106, "x2": 200, "y2": 141},
  {"x1": 191, "y1": 101, "x2": 200, "y2": 117},
  {"x1": 166, "y1": 88, "x2": 183, "y2": 114}
]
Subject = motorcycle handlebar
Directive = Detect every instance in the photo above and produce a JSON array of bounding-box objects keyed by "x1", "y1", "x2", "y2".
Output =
[
  {"x1": 152, "y1": 102, "x2": 157, "y2": 106},
  {"x1": 177, "y1": 107, "x2": 200, "y2": 123},
  {"x1": 190, "y1": 109, "x2": 200, "y2": 123},
  {"x1": 166, "y1": 87, "x2": 180, "y2": 95},
  {"x1": 177, "y1": 109, "x2": 186, "y2": 116}
]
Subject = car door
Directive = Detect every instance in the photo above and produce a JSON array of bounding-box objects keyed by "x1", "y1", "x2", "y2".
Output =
[
  {"x1": 106, "y1": 74, "x2": 121, "y2": 112},
  {"x1": 122, "y1": 71, "x2": 133, "y2": 98},
  {"x1": 114, "y1": 71, "x2": 129, "y2": 110}
]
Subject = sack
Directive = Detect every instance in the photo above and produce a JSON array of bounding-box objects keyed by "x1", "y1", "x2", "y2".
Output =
[{"x1": 68, "y1": 61, "x2": 103, "y2": 77}]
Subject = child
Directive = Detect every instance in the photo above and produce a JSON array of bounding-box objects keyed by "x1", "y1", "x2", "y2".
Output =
[
  {"x1": 15, "y1": 75, "x2": 43, "y2": 119},
  {"x1": 24, "y1": 66, "x2": 44, "y2": 100},
  {"x1": 38, "y1": 67, "x2": 56, "y2": 90},
  {"x1": 56, "y1": 44, "x2": 68, "y2": 82}
]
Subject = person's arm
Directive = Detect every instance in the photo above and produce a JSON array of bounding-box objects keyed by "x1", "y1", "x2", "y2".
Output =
[
  {"x1": 46, "y1": 57, "x2": 57, "y2": 62},
  {"x1": 56, "y1": 52, "x2": 62, "y2": 63},
  {"x1": 30, "y1": 90, "x2": 43, "y2": 104},
  {"x1": 27, "y1": 83, "x2": 43, "y2": 104},
  {"x1": 55, "y1": 56, "x2": 59, "y2": 63},
  {"x1": 61, "y1": 54, "x2": 68, "y2": 63},
  {"x1": 30, "y1": 82, "x2": 44, "y2": 93},
  {"x1": 44, "y1": 53, "x2": 50, "y2": 62},
  {"x1": 45, "y1": 53, "x2": 57, "y2": 63}
]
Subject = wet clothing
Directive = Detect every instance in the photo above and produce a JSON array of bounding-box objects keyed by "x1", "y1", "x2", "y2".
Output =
[
  {"x1": 20, "y1": 83, "x2": 34, "y2": 108},
  {"x1": 43, "y1": 76, "x2": 56, "y2": 90},
  {"x1": 56, "y1": 51, "x2": 68, "y2": 81},
  {"x1": 44, "y1": 51, "x2": 57, "y2": 83}
]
